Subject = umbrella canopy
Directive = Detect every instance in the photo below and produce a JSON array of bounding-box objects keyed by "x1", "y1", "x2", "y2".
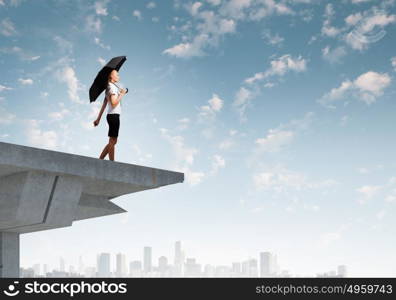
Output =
[{"x1": 89, "y1": 56, "x2": 127, "y2": 102}]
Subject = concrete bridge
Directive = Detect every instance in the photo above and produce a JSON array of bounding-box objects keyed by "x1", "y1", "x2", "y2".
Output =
[{"x1": 0, "y1": 141, "x2": 184, "y2": 277}]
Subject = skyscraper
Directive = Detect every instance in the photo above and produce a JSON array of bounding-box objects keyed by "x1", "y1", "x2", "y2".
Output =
[
  {"x1": 260, "y1": 252, "x2": 277, "y2": 277},
  {"x1": 59, "y1": 257, "x2": 65, "y2": 272},
  {"x1": 143, "y1": 247, "x2": 152, "y2": 274},
  {"x1": 116, "y1": 253, "x2": 127, "y2": 277},
  {"x1": 97, "y1": 253, "x2": 111, "y2": 277},
  {"x1": 174, "y1": 241, "x2": 183, "y2": 276},
  {"x1": 78, "y1": 256, "x2": 84, "y2": 276}
]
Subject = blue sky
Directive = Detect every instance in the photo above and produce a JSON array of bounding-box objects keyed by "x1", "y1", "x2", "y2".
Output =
[{"x1": 1, "y1": 0, "x2": 396, "y2": 277}]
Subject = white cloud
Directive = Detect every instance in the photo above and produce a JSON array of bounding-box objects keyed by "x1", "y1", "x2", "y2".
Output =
[
  {"x1": 198, "y1": 93, "x2": 224, "y2": 122},
  {"x1": 210, "y1": 154, "x2": 226, "y2": 175},
  {"x1": 218, "y1": 139, "x2": 234, "y2": 150},
  {"x1": 322, "y1": 45, "x2": 347, "y2": 64},
  {"x1": 262, "y1": 29, "x2": 284, "y2": 46},
  {"x1": 163, "y1": 8, "x2": 236, "y2": 58},
  {"x1": 56, "y1": 66, "x2": 83, "y2": 104},
  {"x1": 18, "y1": 78, "x2": 33, "y2": 85},
  {"x1": 345, "y1": 12, "x2": 362, "y2": 26},
  {"x1": 351, "y1": 0, "x2": 373, "y2": 3},
  {"x1": 132, "y1": 144, "x2": 153, "y2": 163},
  {"x1": 344, "y1": 11, "x2": 396, "y2": 51},
  {"x1": 219, "y1": 0, "x2": 253, "y2": 20},
  {"x1": 255, "y1": 129, "x2": 294, "y2": 153},
  {"x1": 0, "y1": 18, "x2": 17, "y2": 36},
  {"x1": 354, "y1": 71, "x2": 391, "y2": 95},
  {"x1": 177, "y1": 118, "x2": 190, "y2": 130},
  {"x1": 82, "y1": 102, "x2": 101, "y2": 130},
  {"x1": 253, "y1": 166, "x2": 337, "y2": 193},
  {"x1": 254, "y1": 112, "x2": 313, "y2": 154},
  {"x1": 245, "y1": 54, "x2": 307, "y2": 84},
  {"x1": 95, "y1": 0, "x2": 109, "y2": 16},
  {"x1": 207, "y1": 0, "x2": 221, "y2": 5},
  {"x1": 133, "y1": 10, "x2": 143, "y2": 20},
  {"x1": 85, "y1": 15, "x2": 102, "y2": 33},
  {"x1": 321, "y1": 4, "x2": 341, "y2": 37},
  {"x1": 48, "y1": 108, "x2": 70, "y2": 121},
  {"x1": 53, "y1": 36, "x2": 73, "y2": 54},
  {"x1": 25, "y1": 119, "x2": 57, "y2": 150},
  {"x1": 232, "y1": 86, "x2": 253, "y2": 122},
  {"x1": 208, "y1": 93, "x2": 223, "y2": 111},
  {"x1": 163, "y1": 33, "x2": 209, "y2": 58},
  {"x1": 356, "y1": 185, "x2": 381, "y2": 198},
  {"x1": 0, "y1": 46, "x2": 40, "y2": 61},
  {"x1": 318, "y1": 71, "x2": 391, "y2": 107},
  {"x1": 160, "y1": 128, "x2": 205, "y2": 186},
  {"x1": 0, "y1": 84, "x2": 13, "y2": 92},
  {"x1": 94, "y1": 37, "x2": 110, "y2": 50},
  {"x1": 98, "y1": 57, "x2": 106, "y2": 66},
  {"x1": 391, "y1": 56, "x2": 396, "y2": 71},
  {"x1": 147, "y1": 2, "x2": 156, "y2": 9},
  {"x1": 40, "y1": 91, "x2": 49, "y2": 98},
  {"x1": 189, "y1": 2, "x2": 203, "y2": 16}
]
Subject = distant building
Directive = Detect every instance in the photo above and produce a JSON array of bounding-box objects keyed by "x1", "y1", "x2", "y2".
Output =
[
  {"x1": 129, "y1": 260, "x2": 142, "y2": 277},
  {"x1": 184, "y1": 258, "x2": 201, "y2": 277},
  {"x1": 248, "y1": 258, "x2": 258, "y2": 277},
  {"x1": 260, "y1": 252, "x2": 277, "y2": 277},
  {"x1": 33, "y1": 264, "x2": 40, "y2": 277},
  {"x1": 158, "y1": 256, "x2": 169, "y2": 276},
  {"x1": 203, "y1": 264, "x2": 216, "y2": 277},
  {"x1": 116, "y1": 253, "x2": 127, "y2": 277},
  {"x1": 59, "y1": 257, "x2": 65, "y2": 272},
  {"x1": 232, "y1": 262, "x2": 241, "y2": 277},
  {"x1": 20, "y1": 267, "x2": 34, "y2": 278},
  {"x1": 174, "y1": 241, "x2": 184, "y2": 276},
  {"x1": 215, "y1": 265, "x2": 231, "y2": 277},
  {"x1": 337, "y1": 265, "x2": 347, "y2": 277},
  {"x1": 97, "y1": 253, "x2": 111, "y2": 277},
  {"x1": 143, "y1": 247, "x2": 152, "y2": 275}
]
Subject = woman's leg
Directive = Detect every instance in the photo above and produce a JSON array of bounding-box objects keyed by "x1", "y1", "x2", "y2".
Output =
[
  {"x1": 108, "y1": 137, "x2": 117, "y2": 161},
  {"x1": 99, "y1": 143, "x2": 110, "y2": 159}
]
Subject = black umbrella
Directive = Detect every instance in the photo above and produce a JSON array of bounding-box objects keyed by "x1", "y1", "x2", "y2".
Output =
[{"x1": 89, "y1": 56, "x2": 128, "y2": 103}]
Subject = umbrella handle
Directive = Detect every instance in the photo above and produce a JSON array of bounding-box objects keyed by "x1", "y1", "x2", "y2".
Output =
[{"x1": 125, "y1": 88, "x2": 128, "y2": 93}]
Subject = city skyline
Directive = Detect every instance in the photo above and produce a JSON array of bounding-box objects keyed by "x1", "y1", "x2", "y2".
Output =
[{"x1": 21, "y1": 240, "x2": 347, "y2": 278}]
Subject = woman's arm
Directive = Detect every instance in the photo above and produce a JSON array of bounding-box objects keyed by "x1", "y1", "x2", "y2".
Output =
[
  {"x1": 110, "y1": 89, "x2": 126, "y2": 108},
  {"x1": 93, "y1": 96, "x2": 107, "y2": 126}
]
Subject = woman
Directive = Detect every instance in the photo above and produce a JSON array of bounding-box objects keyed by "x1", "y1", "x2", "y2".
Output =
[{"x1": 93, "y1": 69, "x2": 127, "y2": 161}]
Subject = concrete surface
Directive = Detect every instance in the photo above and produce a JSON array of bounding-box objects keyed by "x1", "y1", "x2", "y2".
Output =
[{"x1": 0, "y1": 141, "x2": 184, "y2": 277}]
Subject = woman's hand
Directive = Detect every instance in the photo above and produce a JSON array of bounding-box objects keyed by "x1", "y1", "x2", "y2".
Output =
[
  {"x1": 120, "y1": 88, "x2": 127, "y2": 96},
  {"x1": 93, "y1": 119, "x2": 99, "y2": 126}
]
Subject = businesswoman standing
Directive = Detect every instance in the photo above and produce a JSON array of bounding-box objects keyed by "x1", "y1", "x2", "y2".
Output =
[{"x1": 93, "y1": 69, "x2": 127, "y2": 161}]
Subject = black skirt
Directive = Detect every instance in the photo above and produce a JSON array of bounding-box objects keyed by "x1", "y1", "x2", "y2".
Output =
[{"x1": 106, "y1": 113, "x2": 120, "y2": 137}]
